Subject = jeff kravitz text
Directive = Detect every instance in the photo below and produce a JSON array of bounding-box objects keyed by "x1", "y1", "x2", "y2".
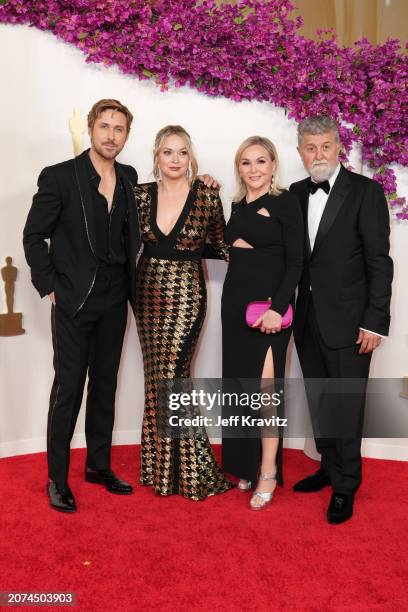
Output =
[{"x1": 168, "y1": 415, "x2": 288, "y2": 427}]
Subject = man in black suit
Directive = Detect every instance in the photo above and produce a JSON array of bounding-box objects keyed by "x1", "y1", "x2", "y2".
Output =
[
  {"x1": 290, "y1": 115, "x2": 393, "y2": 524},
  {"x1": 23, "y1": 99, "x2": 141, "y2": 512}
]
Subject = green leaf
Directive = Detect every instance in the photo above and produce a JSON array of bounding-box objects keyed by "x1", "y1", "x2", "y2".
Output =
[
  {"x1": 0, "y1": 0, "x2": 8, "y2": 5},
  {"x1": 271, "y1": 66, "x2": 279, "y2": 74},
  {"x1": 78, "y1": 32, "x2": 88, "y2": 40},
  {"x1": 195, "y1": 77, "x2": 204, "y2": 87},
  {"x1": 234, "y1": 7, "x2": 254, "y2": 25},
  {"x1": 173, "y1": 23, "x2": 182, "y2": 31},
  {"x1": 114, "y1": 45, "x2": 124, "y2": 53},
  {"x1": 142, "y1": 69, "x2": 156, "y2": 78},
  {"x1": 353, "y1": 125, "x2": 361, "y2": 135}
]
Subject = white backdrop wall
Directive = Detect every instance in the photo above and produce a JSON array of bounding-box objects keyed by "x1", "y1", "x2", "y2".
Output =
[{"x1": 1, "y1": 25, "x2": 407, "y2": 460}]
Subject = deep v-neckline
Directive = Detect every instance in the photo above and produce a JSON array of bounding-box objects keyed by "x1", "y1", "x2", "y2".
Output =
[{"x1": 150, "y1": 182, "x2": 195, "y2": 242}]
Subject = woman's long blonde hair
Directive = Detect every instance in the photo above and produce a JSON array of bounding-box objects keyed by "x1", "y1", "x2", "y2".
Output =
[
  {"x1": 153, "y1": 125, "x2": 198, "y2": 185},
  {"x1": 234, "y1": 136, "x2": 283, "y2": 201}
]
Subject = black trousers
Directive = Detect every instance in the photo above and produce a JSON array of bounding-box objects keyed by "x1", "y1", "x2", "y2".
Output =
[
  {"x1": 295, "y1": 294, "x2": 371, "y2": 495},
  {"x1": 47, "y1": 267, "x2": 128, "y2": 485}
]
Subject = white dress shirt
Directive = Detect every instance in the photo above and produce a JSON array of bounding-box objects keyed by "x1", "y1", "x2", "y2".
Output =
[
  {"x1": 308, "y1": 163, "x2": 341, "y2": 252},
  {"x1": 307, "y1": 164, "x2": 382, "y2": 338}
]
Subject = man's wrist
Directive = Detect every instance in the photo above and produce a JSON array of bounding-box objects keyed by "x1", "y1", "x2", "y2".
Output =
[{"x1": 359, "y1": 327, "x2": 385, "y2": 338}]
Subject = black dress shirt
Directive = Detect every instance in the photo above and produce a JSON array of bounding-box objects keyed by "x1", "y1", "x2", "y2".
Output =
[{"x1": 85, "y1": 151, "x2": 127, "y2": 265}]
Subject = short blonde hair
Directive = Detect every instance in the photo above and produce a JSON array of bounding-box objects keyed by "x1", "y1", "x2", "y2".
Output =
[
  {"x1": 87, "y1": 99, "x2": 133, "y2": 133},
  {"x1": 234, "y1": 136, "x2": 283, "y2": 201},
  {"x1": 153, "y1": 125, "x2": 198, "y2": 185}
]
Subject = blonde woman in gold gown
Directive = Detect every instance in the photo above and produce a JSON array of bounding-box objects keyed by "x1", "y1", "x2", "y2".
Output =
[{"x1": 134, "y1": 125, "x2": 233, "y2": 500}]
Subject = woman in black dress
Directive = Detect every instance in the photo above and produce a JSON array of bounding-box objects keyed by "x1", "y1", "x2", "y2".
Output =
[
  {"x1": 134, "y1": 125, "x2": 233, "y2": 500},
  {"x1": 222, "y1": 136, "x2": 303, "y2": 510}
]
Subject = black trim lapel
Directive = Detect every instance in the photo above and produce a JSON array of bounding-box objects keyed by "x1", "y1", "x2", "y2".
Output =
[
  {"x1": 298, "y1": 182, "x2": 312, "y2": 259},
  {"x1": 74, "y1": 151, "x2": 97, "y2": 258},
  {"x1": 312, "y1": 165, "x2": 351, "y2": 258},
  {"x1": 116, "y1": 164, "x2": 141, "y2": 257},
  {"x1": 117, "y1": 164, "x2": 135, "y2": 212}
]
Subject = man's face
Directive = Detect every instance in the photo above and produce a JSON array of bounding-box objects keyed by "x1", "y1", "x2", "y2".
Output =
[
  {"x1": 297, "y1": 131, "x2": 341, "y2": 182},
  {"x1": 88, "y1": 110, "x2": 128, "y2": 160}
]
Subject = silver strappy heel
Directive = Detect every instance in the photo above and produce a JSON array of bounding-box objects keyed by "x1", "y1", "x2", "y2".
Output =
[
  {"x1": 249, "y1": 473, "x2": 276, "y2": 511},
  {"x1": 238, "y1": 479, "x2": 252, "y2": 491}
]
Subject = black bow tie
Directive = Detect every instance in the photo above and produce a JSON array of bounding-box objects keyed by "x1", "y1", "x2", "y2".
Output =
[{"x1": 308, "y1": 179, "x2": 330, "y2": 195}]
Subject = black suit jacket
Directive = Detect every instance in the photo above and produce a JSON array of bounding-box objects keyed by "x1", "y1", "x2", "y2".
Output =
[
  {"x1": 290, "y1": 165, "x2": 393, "y2": 349},
  {"x1": 23, "y1": 150, "x2": 141, "y2": 317}
]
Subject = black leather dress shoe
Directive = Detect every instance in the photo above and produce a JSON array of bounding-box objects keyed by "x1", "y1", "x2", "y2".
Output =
[
  {"x1": 47, "y1": 480, "x2": 76, "y2": 513},
  {"x1": 293, "y1": 468, "x2": 331, "y2": 492},
  {"x1": 327, "y1": 492, "x2": 354, "y2": 524},
  {"x1": 85, "y1": 468, "x2": 133, "y2": 494}
]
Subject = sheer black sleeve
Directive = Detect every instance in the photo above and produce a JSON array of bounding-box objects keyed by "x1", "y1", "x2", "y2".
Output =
[{"x1": 202, "y1": 187, "x2": 229, "y2": 261}]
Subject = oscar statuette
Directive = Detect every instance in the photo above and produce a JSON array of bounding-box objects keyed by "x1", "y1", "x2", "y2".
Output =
[{"x1": 0, "y1": 256, "x2": 25, "y2": 336}]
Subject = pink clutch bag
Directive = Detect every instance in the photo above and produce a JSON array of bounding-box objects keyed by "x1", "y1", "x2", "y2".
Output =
[{"x1": 246, "y1": 299, "x2": 293, "y2": 329}]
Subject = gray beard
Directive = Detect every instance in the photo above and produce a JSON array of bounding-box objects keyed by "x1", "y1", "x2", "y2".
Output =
[{"x1": 310, "y1": 162, "x2": 337, "y2": 182}]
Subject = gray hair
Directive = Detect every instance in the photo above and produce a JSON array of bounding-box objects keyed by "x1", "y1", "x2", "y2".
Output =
[{"x1": 297, "y1": 115, "x2": 340, "y2": 146}]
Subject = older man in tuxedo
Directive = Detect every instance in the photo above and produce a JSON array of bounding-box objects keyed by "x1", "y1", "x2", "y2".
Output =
[{"x1": 290, "y1": 115, "x2": 393, "y2": 524}]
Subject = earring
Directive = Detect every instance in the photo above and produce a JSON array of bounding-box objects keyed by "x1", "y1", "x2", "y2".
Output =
[
  {"x1": 186, "y1": 163, "x2": 192, "y2": 179},
  {"x1": 269, "y1": 174, "x2": 275, "y2": 194},
  {"x1": 155, "y1": 166, "x2": 161, "y2": 180}
]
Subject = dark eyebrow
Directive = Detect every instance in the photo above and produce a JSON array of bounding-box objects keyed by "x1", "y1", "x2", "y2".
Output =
[{"x1": 99, "y1": 121, "x2": 125, "y2": 129}]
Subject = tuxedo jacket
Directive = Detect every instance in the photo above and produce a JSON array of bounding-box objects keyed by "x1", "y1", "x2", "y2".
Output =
[
  {"x1": 23, "y1": 150, "x2": 141, "y2": 317},
  {"x1": 290, "y1": 165, "x2": 393, "y2": 349}
]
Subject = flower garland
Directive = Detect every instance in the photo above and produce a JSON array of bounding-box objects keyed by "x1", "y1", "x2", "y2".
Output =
[{"x1": 1, "y1": 0, "x2": 407, "y2": 218}]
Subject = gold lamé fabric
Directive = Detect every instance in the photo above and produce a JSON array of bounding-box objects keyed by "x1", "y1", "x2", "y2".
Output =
[{"x1": 134, "y1": 180, "x2": 233, "y2": 500}]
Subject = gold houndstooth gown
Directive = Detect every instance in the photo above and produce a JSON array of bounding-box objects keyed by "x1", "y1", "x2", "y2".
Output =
[{"x1": 134, "y1": 180, "x2": 234, "y2": 500}]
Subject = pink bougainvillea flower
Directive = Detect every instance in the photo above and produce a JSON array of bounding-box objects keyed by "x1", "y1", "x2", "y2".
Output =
[{"x1": 0, "y1": 0, "x2": 406, "y2": 217}]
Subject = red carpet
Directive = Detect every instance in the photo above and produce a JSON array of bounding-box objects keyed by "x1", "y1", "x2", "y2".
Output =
[{"x1": 1, "y1": 446, "x2": 407, "y2": 611}]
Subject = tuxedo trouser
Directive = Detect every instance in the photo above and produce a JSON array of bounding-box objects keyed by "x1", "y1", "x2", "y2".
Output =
[
  {"x1": 296, "y1": 294, "x2": 371, "y2": 495},
  {"x1": 47, "y1": 267, "x2": 128, "y2": 485}
]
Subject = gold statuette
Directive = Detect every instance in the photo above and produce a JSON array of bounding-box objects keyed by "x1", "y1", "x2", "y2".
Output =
[
  {"x1": 69, "y1": 108, "x2": 86, "y2": 156},
  {"x1": 0, "y1": 256, "x2": 25, "y2": 336}
]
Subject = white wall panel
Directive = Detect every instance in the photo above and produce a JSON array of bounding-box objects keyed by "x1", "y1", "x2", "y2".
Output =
[{"x1": 1, "y1": 25, "x2": 406, "y2": 459}]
